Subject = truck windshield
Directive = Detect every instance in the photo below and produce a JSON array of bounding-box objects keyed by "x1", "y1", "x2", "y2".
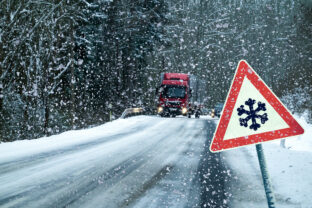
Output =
[{"x1": 162, "y1": 86, "x2": 186, "y2": 98}]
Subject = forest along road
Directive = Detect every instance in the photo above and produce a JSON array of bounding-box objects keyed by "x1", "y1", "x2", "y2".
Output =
[{"x1": 0, "y1": 116, "x2": 231, "y2": 208}]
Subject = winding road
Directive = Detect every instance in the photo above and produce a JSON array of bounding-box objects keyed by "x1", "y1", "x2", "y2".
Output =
[{"x1": 0, "y1": 116, "x2": 231, "y2": 208}]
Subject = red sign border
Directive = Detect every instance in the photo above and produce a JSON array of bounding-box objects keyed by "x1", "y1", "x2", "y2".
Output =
[{"x1": 210, "y1": 60, "x2": 304, "y2": 152}]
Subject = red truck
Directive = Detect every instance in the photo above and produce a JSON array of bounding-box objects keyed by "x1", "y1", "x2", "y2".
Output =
[{"x1": 156, "y1": 73, "x2": 195, "y2": 117}]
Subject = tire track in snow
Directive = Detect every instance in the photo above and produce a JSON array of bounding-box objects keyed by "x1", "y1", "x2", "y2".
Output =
[
  {"x1": 0, "y1": 117, "x2": 190, "y2": 208},
  {"x1": 73, "y1": 118, "x2": 199, "y2": 208},
  {"x1": 121, "y1": 119, "x2": 213, "y2": 208}
]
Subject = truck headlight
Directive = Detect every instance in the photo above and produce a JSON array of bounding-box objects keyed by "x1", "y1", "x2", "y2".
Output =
[
  {"x1": 157, "y1": 106, "x2": 163, "y2": 113},
  {"x1": 182, "y1": 107, "x2": 187, "y2": 114}
]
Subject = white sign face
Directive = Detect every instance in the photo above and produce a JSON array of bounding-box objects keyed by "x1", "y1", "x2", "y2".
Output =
[{"x1": 223, "y1": 76, "x2": 289, "y2": 140}]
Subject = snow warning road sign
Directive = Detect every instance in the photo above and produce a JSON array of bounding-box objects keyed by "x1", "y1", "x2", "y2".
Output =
[{"x1": 210, "y1": 60, "x2": 304, "y2": 152}]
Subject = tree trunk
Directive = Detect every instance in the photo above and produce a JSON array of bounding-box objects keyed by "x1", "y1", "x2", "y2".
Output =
[
  {"x1": 0, "y1": 81, "x2": 3, "y2": 113},
  {"x1": 44, "y1": 96, "x2": 49, "y2": 136}
]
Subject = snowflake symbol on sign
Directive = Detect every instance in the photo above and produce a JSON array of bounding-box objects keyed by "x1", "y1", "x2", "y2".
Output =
[{"x1": 237, "y1": 98, "x2": 268, "y2": 131}]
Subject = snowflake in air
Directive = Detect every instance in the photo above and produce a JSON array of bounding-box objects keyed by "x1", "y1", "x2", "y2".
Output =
[{"x1": 237, "y1": 98, "x2": 268, "y2": 131}]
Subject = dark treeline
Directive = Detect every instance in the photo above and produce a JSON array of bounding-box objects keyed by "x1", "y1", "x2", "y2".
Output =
[{"x1": 0, "y1": 0, "x2": 311, "y2": 142}]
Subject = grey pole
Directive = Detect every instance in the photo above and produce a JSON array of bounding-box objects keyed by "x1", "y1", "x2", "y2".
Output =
[{"x1": 256, "y1": 143, "x2": 277, "y2": 208}]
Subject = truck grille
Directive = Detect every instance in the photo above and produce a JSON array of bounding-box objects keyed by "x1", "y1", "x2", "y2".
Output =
[{"x1": 166, "y1": 101, "x2": 181, "y2": 106}]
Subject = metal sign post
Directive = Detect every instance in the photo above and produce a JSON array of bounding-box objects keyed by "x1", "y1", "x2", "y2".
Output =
[
  {"x1": 209, "y1": 60, "x2": 305, "y2": 208},
  {"x1": 256, "y1": 143, "x2": 276, "y2": 208}
]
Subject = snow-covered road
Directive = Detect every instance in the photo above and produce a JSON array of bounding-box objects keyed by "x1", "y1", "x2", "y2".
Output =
[{"x1": 0, "y1": 116, "x2": 229, "y2": 208}]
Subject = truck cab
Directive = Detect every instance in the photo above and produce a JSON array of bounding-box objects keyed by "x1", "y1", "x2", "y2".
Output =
[{"x1": 156, "y1": 73, "x2": 191, "y2": 117}]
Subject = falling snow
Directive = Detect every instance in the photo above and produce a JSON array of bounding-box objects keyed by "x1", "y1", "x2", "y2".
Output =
[{"x1": 0, "y1": 1, "x2": 311, "y2": 207}]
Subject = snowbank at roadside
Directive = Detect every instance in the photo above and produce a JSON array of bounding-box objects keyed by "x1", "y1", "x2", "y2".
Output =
[
  {"x1": 0, "y1": 116, "x2": 149, "y2": 163},
  {"x1": 222, "y1": 113, "x2": 312, "y2": 208}
]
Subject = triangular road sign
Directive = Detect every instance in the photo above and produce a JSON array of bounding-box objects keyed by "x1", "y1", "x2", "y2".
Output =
[{"x1": 210, "y1": 60, "x2": 304, "y2": 152}]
